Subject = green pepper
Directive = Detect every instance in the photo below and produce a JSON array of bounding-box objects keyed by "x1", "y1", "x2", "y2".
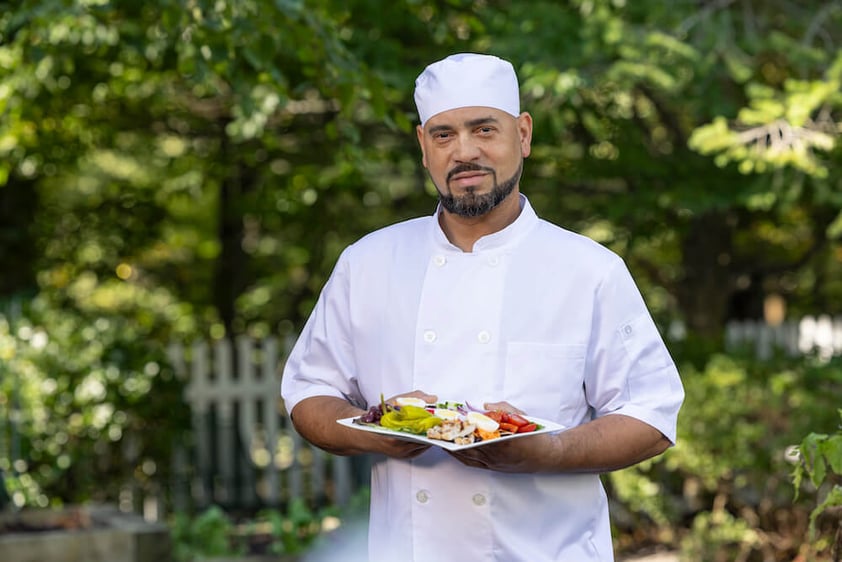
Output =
[{"x1": 380, "y1": 405, "x2": 442, "y2": 434}]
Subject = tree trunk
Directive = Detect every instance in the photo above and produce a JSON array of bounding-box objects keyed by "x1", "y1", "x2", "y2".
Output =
[
  {"x1": 676, "y1": 211, "x2": 736, "y2": 338},
  {"x1": 0, "y1": 178, "x2": 39, "y2": 299},
  {"x1": 213, "y1": 151, "x2": 256, "y2": 336}
]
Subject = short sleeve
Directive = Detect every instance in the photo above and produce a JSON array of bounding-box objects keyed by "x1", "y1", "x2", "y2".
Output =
[
  {"x1": 280, "y1": 250, "x2": 364, "y2": 414},
  {"x1": 584, "y1": 259, "x2": 684, "y2": 443}
]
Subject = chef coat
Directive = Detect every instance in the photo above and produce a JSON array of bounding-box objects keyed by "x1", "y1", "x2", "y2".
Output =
[{"x1": 281, "y1": 194, "x2": 684, "y2": 562}]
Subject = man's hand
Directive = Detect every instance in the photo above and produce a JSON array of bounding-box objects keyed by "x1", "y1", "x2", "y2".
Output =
[
  {"x1": 369, "y1": 390, "x2": 438, "y2": 458},
  {"x1": 370, "y1": 435, "x2": 433, "y2": 459},
  {"x1": 446, "y1": 399, "x2": 547, "y2": 472},
  {"x1": 289, "y1": 392, "x2": 439, "y2": 460},
  {"x1": 481, "y1": 400, "x2": 526, "y2": 415},
  {"x1": 385, "y1": 390, "x2": 438, "y2": 407},
  {"x1": 447, "y1": 401, "x2": 671, "y2": 474},
  {"x1": 447, "y1": 432, "x2": 554, "y2": 472}
]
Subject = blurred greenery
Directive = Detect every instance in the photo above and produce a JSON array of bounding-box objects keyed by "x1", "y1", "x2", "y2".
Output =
[
  {"x1": 0, "y1": 296, "x2": 189, "y2": 508},
  {"x1": 597, "y1": 349, "x2": 842, "y2": 560},
  {"x1": 793, "y1": 409, "x2": 842, "y2": 555},
  {"x1": 169, "y1": 493, "x2": 359, "y2": 561},
  {"x1": 1, "y1": 0, "x2": 841, "y2": 559}
]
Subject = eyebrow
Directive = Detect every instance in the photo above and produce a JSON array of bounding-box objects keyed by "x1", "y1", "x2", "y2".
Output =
[{"x1": 426, "y1": 116, "x2": 501, "y2": 136}]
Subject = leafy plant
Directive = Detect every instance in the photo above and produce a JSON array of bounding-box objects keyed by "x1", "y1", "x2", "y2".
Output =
[
  {"x1": 169, "y1": 498, "x2": 347, "y2": 561},
  {"x1": 793, "y1": 409, "x2": 842, "y2": 559},
  {"x1": 258, "y1": 498, "x2": 333, "y2": 555},
  {"x1": 679, "y1": 508, "x2": 760, "y2": 561},
  {"x1": 170, "y1": 505, "x2": 243, "y2": 562}
]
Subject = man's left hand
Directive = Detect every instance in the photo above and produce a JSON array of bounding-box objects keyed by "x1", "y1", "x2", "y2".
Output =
[{"x1": 446, "y1": 432, "x2": 552, "y2": 473}]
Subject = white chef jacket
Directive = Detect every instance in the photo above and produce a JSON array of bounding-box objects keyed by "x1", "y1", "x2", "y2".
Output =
[{"x1": 281, "y1": 194, "x2": 684, "y2": 562}]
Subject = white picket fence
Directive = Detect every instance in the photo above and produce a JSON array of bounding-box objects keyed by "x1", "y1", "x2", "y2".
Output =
[
  {"x1": 724, "y1": 315, "x2": 842, "y2": 360},
  {"x1": 164, "y1": 336, "x2": 357, "y2": 514}
]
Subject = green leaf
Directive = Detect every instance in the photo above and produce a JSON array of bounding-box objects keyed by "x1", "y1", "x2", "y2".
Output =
[
  {"x1": 822, "y1": 434, "x2": 842, "y2": 475},
  {"x1": 809, "y1": 484, "x2": 842, "y2": 536}
]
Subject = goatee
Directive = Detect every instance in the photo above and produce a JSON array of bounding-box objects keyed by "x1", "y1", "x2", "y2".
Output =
[{"x1": 438, "y1": 161, "x2": 522, "y2": 218}]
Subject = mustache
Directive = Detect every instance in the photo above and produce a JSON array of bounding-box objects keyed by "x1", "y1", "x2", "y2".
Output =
[{"x1": 446, "y1": 163, "x2": 495, "y2": 182}]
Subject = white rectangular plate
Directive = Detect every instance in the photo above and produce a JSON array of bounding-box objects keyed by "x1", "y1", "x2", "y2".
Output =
[{"x1": 337, "y1": 414, "x2": 566, "y2": 451}]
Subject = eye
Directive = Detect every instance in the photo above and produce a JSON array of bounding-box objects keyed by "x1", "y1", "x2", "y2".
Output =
[{"x1": 476, "y1": 126, "x2": 495, "y2": 135}]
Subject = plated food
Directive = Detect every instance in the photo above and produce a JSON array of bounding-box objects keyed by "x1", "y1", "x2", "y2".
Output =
[{"x1": 338, "y1": 398, "x2": 566, "y2": 451}]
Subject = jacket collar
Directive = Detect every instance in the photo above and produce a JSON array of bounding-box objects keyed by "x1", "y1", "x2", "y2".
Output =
[{"x1": 431, "y1": 193, "x2": 538, "y2": 253}]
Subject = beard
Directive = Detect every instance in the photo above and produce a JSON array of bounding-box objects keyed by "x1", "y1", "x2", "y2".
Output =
[{"x1": 437, "y1": 161, "x2": 523, "y2": 218}]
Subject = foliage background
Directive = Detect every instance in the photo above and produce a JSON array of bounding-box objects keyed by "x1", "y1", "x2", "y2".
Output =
[{"x1": 1, "y1": 0, "x2": 841, "y2": 559}]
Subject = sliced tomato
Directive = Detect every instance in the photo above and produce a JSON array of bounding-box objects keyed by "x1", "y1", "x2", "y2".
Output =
[
  {"x1": 505, "y1": 413, "x2": 530, "y2": 427},
  {"x1": 517, "y1": 423, "x2": 538, "y2": 433},
  {"x1": 498, "y1": 422, "x2": 519, "y2": 433},
  {"x1": 484, "y1": 411, "x2": 506, "y2": 423}
]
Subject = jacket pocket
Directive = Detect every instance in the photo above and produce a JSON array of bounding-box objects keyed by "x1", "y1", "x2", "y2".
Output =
[{"x1": 503, "y1": 342, "x2": 586, "y2": 423}]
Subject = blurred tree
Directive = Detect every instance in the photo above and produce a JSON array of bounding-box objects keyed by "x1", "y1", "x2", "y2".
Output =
[
  {"x1": 0, "y1": 0, "x2": 392, "y2": 337},
  {"x1": 0, "y1": 0, "x2": 840, "y2": 342},
  {"x1": 492, "y1": 0, "x2": 842, "y2": 335}
]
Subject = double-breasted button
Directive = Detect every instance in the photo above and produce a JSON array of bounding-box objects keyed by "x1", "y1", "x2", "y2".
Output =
[
  {"x1": 472, "y1": 493, "x2": 487, "y2": 506},
  {"x1": 477, "y1": 330, "x2": 491, "y2": 344},
  {"x1": 416, "y1": 490, "x2": 430, "y2": 503},
  {"x1": 433, "y1": 255, "x2": 447, "y2": 267},
  {"x1": 487, "y1": 256, "x2": 500, "y2": 267},
  {"x1": 423, "y1": 330, "x2": 437, "y2": 343}
]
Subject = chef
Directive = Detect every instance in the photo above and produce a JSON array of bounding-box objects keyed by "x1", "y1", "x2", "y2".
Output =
[{"x1": 281, "y1": 52, "x2": 684, "y2": 562}]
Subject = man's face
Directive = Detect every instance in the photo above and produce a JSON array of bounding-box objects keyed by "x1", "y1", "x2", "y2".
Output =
[{"x1": 416, "y1": 106, "x2": 532, "y2": 218}]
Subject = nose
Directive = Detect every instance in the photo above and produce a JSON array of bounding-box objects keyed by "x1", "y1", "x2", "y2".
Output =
[{"x1": 452, "y1": 132, "x2": 481, "y2": 162}]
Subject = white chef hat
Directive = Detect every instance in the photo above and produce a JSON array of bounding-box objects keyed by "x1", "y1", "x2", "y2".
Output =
[{"x1": 414, "y1": 53, "x2": 521, "y2": 126}]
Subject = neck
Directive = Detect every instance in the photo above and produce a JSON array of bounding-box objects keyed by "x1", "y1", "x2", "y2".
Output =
[{"x1": 438, "y1": 190, "x2": 522, "y2": 252}]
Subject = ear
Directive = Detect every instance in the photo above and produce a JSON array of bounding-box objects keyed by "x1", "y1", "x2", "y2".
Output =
[
  {"x1": 416, "y1": 124, "x2": 428, "y2": 168},
  {"x1": 517, "y1": 112, "x2": 533, "y2": 158}
]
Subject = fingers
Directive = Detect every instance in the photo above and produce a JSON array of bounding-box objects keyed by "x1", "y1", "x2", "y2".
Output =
[
  {"x1": 448, "y1": 449, "x2": 491, "y2": 469},
  {"x1": 385, "y1": 438, "x2": 431, "y2": 459},
  {"x1": 398, "y1": 446, "x2": 431, "y2": 459},
  {"x1": 386, "y1": 390, "x2": 439, "y2": 405},
  {"x1": 482, "y1": 400, "x2": 526, "y2": 415},
  {"x1": 404, "y1": 445, "x2": 431, "y2": 459}
]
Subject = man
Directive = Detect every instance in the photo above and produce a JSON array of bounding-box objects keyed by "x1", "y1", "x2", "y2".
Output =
[{"x1": 281, "y1": 53, "x2": 684, "y2": 561}]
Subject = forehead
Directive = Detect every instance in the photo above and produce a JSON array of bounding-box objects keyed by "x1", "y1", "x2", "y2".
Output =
[{"x1": 423, "y1": 106, "x2": 515, "y2": 130}]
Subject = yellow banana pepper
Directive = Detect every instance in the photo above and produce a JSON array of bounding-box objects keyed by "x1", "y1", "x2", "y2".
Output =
[{"x1": 380, "y1": 405, "x2": 442, "y2": 434}]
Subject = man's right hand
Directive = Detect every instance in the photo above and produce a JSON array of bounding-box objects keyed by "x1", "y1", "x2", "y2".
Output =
[
  {"x1": 289, "y1": 394, "x2": 434, "y2": 459},
  {"x1": 370, "y1": 435, "x2": 432, "y2": 459}
]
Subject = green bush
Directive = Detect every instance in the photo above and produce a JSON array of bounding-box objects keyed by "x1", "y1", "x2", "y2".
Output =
[
  {"x1": 170, "y1": 505, "x2": 244, "y2": 561},
  {"x1": 169, "y1": 497, "x2": 347, "y2": 561},
  {"x1": 0, "y1": 295, "x2": 189, "y2": 509},
  {"x1": 610, "y1": 351, "x2": 842, "y2": 560}
]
